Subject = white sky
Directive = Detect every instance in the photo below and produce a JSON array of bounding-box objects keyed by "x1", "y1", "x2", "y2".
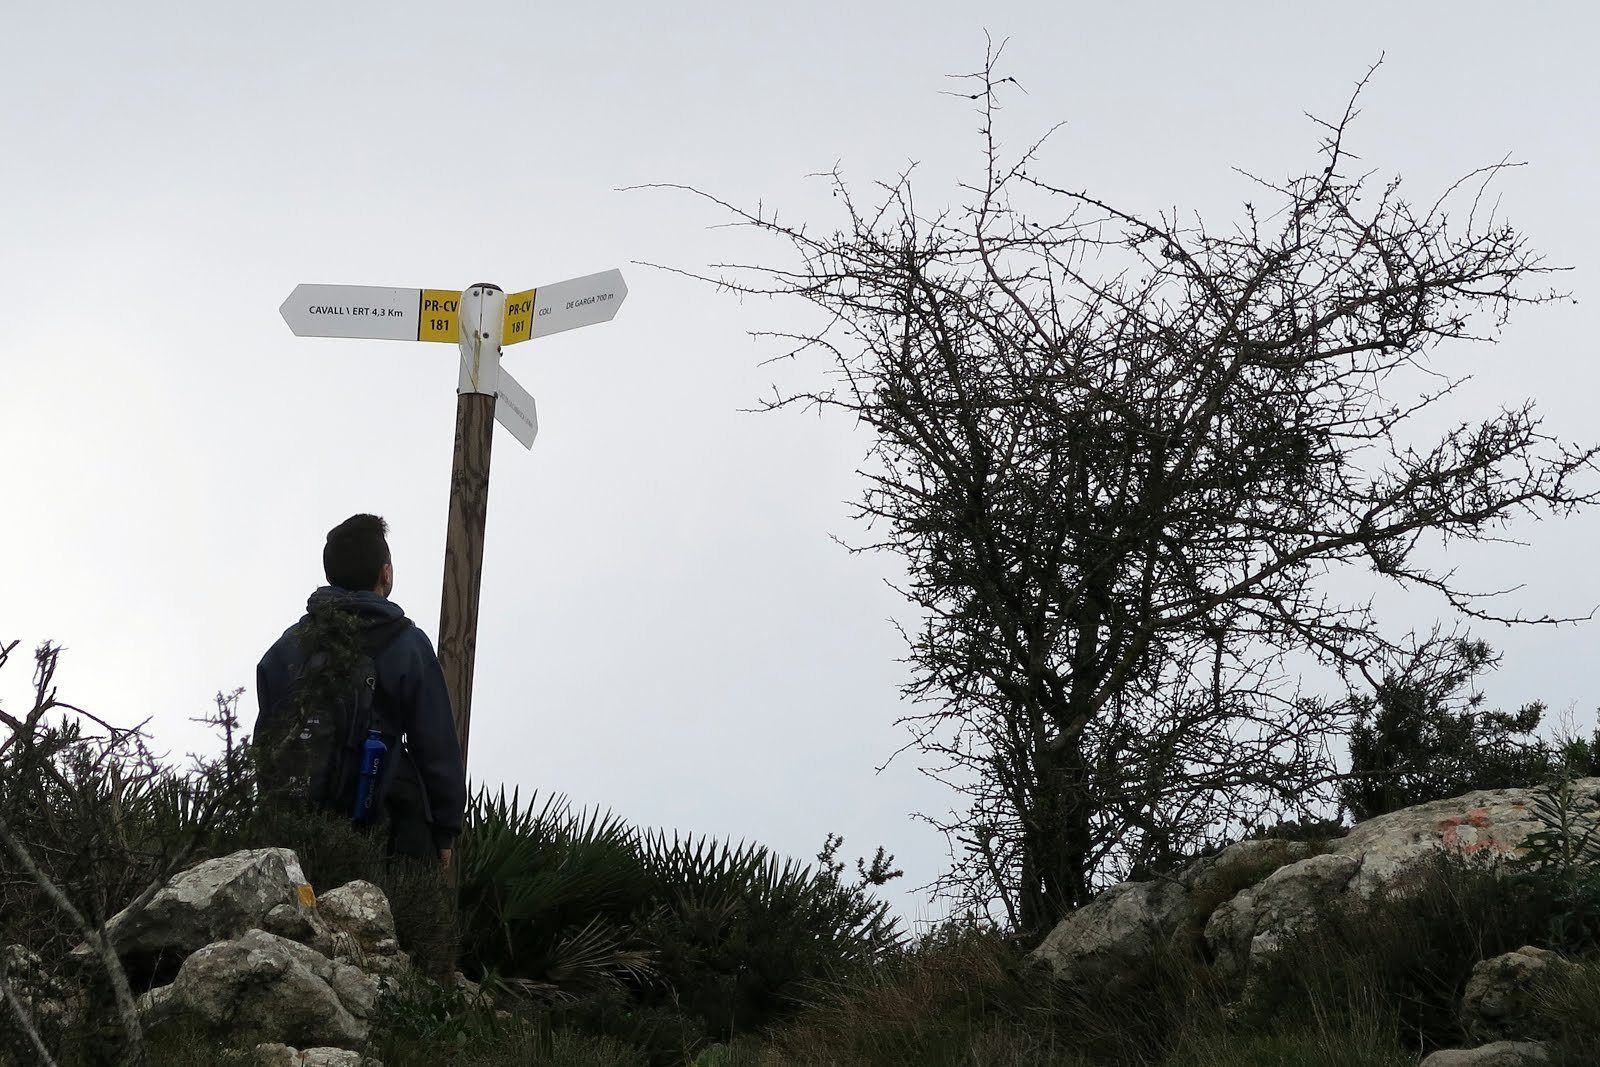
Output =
[{"x1": 3, "y1": 1, "x2": 1598, "y2": 926}]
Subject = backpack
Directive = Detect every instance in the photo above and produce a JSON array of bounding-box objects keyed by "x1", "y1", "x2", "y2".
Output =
[{"x1": 260, "y1": 611, "x2": 412, "y2": 824}]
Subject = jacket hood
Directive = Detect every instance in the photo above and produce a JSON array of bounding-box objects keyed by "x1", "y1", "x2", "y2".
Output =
[{"x1": 306, "y1": 586, "x2": 407, "y2": 627}]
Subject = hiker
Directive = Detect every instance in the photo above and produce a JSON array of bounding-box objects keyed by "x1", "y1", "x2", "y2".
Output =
[{"x1": 254, "y1": 513, "x2": 466, "y2": 865}]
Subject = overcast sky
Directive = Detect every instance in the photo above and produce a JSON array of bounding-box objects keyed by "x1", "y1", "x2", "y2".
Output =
[{"x1": 3, "y1": 2, "x2": 1597, "y2": 926}]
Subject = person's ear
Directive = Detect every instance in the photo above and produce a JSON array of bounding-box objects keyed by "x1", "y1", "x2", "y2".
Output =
[{"x1": 379, "y1": 562, "x2": 394, "y2": 596}]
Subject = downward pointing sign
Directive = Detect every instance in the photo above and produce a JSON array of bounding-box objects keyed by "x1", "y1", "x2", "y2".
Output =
[
  {"x1": 494, "y1": 368, "x2": 539, "y2": 449},
  {"x1": 453, "y1": 317, "x2": 538, "y2": 450}
]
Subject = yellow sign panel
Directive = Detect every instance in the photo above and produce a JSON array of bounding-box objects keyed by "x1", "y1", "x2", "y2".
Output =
[
  {"x1": 502, "y1": 287, "x2": 536, "y2": 345},
  {"x1": 417, "y1": 289, "x2": 460, "y2": 342}
]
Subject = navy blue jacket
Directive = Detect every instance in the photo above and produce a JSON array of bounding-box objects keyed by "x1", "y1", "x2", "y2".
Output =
[{"x1": 254, "y1": 587, "x2": 466, "y2": 844}]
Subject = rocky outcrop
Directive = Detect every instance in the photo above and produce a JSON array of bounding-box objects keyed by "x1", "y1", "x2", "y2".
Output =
[
  {"x1": 1027, "y1": 836, "x2": 1317, "y2": 982},
  {"x1": 1027, "y1": 879, "x2": 1188, "y2": 987},
  {"x1": 1214, "y1": 780, "x2": 1600, "y2": 986},
  {"x1": 1331, "y1": 781, "x2": 1599, "y2": 898},
  {"x1": 1028, "y1": 779, "x2": 1600, "y2": 992},
  {"x1": 103, "y1": 848, "x2": 316, "y2": 970},
  {"x1": 140, "y1": 928, "x2": 379, "y2": 1050},
  {"x1": 1203, "y1": 852, "x2": 1360, "y2": 988},
  {"x1": 92, "y1": 848, "x2": 414, "y2": 1058}
]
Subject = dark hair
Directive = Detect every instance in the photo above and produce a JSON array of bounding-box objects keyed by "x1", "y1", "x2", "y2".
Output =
[{"x1": 323, "y1": 514, "x2": 391, "y2": 591}]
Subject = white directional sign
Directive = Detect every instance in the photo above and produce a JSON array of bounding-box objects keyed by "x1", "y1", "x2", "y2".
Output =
[
  {"x1": 511, "y1": 269, "x2": 628, "y2": 345},
  {"x1": 279, "y1": 269, "x2": 627, "y2": 347},
  {"x1": 278, "y1": 284, "x2": 462, "y2": 342}
]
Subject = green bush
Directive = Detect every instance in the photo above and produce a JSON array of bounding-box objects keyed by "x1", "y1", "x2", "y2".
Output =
[
  {"x1": 1505, "y1": 773, "x2": 1600, "y2": 956},
  {"x1": 1341, "y1": 637, "x2": 1564, "y2": 820}
]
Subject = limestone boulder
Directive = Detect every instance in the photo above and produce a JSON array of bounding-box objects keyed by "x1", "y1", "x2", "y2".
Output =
[
  {"x1": 1177, "y1": 838, "x2": 1318, "y2": 903},
  {"x1": 144, "y1": 929, "x2": 375, "y2": 1050},
  {"x1": 1204, "y1": 780, "x2": 1600, "y2": 987},
  {"x1": 320, "y1": 880, "x2": 409, "y2": 976},
  {"x1": 1203, "y1": 852, "x2": 1360, "y2": 987},
  {"x1": 1460, "y1": 946, "x2": 1575, "y2": 1044},
  {"x1": 1026, "y1": 836, "x2": 1318, "y2": 982},
  {"x1": 103, "y1": 848, "x2": 316, "y2": 967},
  {"x1": 1419, "y1": 1041, "x2": 1549, "y2": 1067},
  {"x1": 264, "y1": 901, "x2": 335, "y2": 958},
  {"x1": 1331, "y1": 780, "x2": 1600, "y2": 897},
  {"x1": 1027, "y1": 879, "x2": 1187, "y2": 985},
  {"x1": 250, "y1": 1044, "x2": 378, "y2": 1067}
]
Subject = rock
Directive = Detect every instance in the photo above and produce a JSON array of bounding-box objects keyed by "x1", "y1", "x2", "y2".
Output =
[
  {"x1": 1203, "y1": 852, "x2": 1360, "y2": 987},
  {"x1": 135, "y1": 981, "x2": 177, "y2": 1028},
  {"x1": 250, "y1": 1045, "x2": 374, "y2": 1067},
  {"x1": 264, "y1": 902, "x2": 334, "y2": 957},
  {"x1": 1461, "y1": 946, "x2": 1572, "y2": 1043},
  {"x1": 1334, "y1": 780, "x2": 1600, "y2": 898},
  {"x1": 104, "y1": 848, "x2": 315, "y2": 967},
  {"x1": 1205, "y1": 779, "x2": 1600, "y2": 987},
  {"x1": 1027, "y1": 780, "x2": 1600, "y2": 997},
  {"x1": 1026, "y1": 836, "x2": 1320, "y2": 983},
  {"x1": 1178, "y1": 838, "x2": 1318, "y2": 902},
  {"x1": 252, "y1": 1045, "x2": 300, "y2": 1067},
  {"x1": 1419, "y1": 1040, "x2": 1549, "y2": 1066},
  {"x1": 329, "y1": 961, "x2": 382, "y2": 1019},
  {"x1": 1, "y1": 944, "x2": 76, "y2": 1024},
  {"x1": 1027, "y1": 879, "x2": 1187, "y2": 984},
  {"x1": 154, "y1": 929, "x2": 369, "y2": 1050},
  {"x1": 319, "y1": 882, "x2": 395, "y2": 953},
  {"x1": 320, "y1": 881, "x2": 408, "y2": 974},
  {"x1": 298, "y1": 1050, "x2": 367, "y2": 1067}
]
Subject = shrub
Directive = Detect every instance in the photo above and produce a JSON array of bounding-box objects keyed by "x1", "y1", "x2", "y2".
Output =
[
  {"x1": 761, "y1": 922, "x2": 1051, "y2": 1067},
  {"x1": 1341, "y1": 636, "x2": 1565, "y2": 820},
  {"x1": 632, "y1": 831, "x2": 903, "y2": 1043},
  {"x1": 1505, "y1": 772, "x2": 1600, "y2": 957}
]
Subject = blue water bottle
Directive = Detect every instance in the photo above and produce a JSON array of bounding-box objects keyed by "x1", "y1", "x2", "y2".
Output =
[{"x1": 352, "y1": 730, "x2": 388, "y2": 824}]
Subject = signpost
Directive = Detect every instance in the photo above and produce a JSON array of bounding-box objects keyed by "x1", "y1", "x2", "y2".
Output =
[{"x1": 279, "y1": 270, "x2": 628, "y2": 767}]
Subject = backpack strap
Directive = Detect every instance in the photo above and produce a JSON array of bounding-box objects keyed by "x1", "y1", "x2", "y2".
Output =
[{"x1": 354, "y1": 616, "x2": 415, "y2": 741}]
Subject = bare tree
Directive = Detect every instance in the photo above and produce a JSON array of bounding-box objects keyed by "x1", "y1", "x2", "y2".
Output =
[
  {"x1": 0, "y1": 639, "x2": 253, "y2": 1065},
  {"x1": 640, "y1": 52, "x2": 1600, "y2": 930}
]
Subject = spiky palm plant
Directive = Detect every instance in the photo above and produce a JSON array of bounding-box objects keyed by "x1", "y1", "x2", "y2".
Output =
[
  {"x1": 455, "y1": 790, "x2": 903, "y2": 1040},
  {"x1": 457, "y1": 788, "x2": 654, "y2": 997},
  {"x1": 634, "y1": 831, "x2": 903, "y2": 1039}
]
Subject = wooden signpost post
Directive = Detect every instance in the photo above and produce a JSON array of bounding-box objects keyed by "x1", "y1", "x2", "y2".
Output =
[{"x1": 279, "y1": 270, "x2": 628, "y2": 767}]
